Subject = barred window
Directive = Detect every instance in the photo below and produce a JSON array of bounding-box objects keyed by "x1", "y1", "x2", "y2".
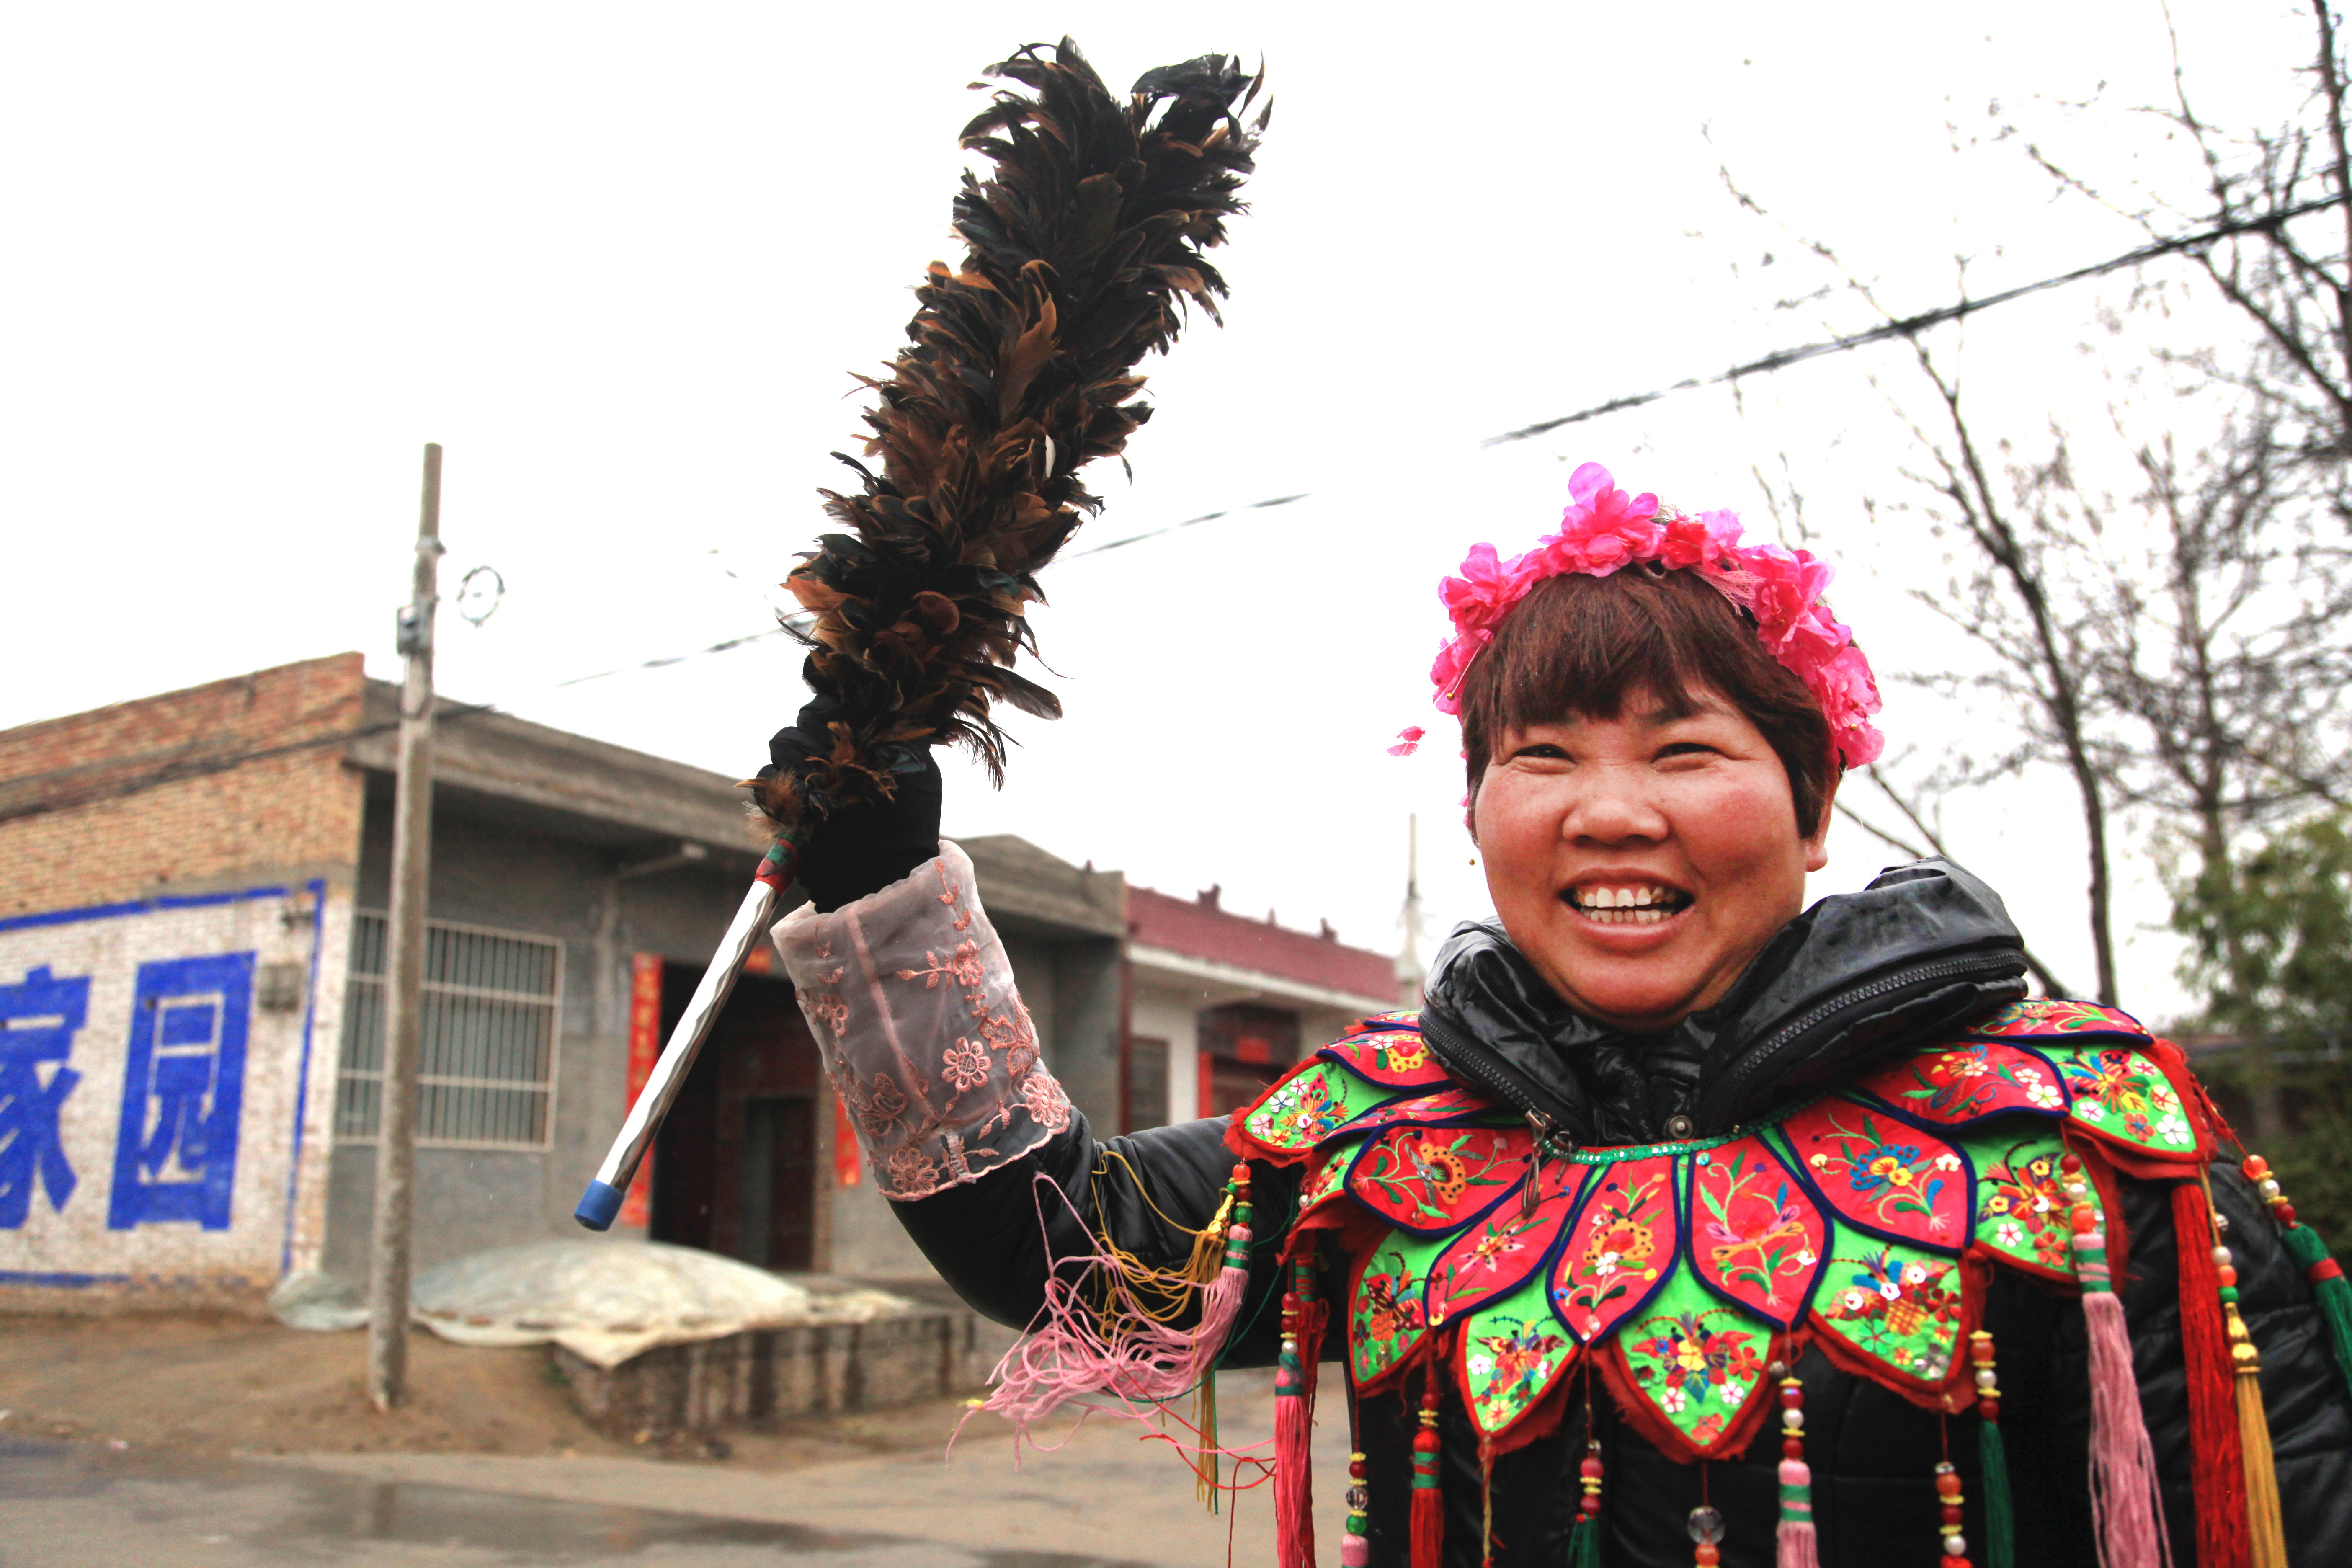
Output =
[{"x1": 335, "y1": 912, "x2": 562, "y2": 1149}]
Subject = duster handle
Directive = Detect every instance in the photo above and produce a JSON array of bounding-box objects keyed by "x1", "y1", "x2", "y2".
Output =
[{"x1": 573, "y1": 838, "x2": 800, "y2": 1230}]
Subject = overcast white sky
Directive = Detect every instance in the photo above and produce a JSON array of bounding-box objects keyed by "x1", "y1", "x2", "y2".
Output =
[{"x1": 1, "y1": 2, "x2": 2316, "y2": 1022}]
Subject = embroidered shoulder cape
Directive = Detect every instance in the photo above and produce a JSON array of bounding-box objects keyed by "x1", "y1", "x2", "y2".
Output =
[{"x1": 1228, "y1": 998, "x2": 2208, "y2": 1463}]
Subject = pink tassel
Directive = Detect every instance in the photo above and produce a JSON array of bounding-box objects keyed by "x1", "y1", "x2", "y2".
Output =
[
  {"x1": 1275, "y1": 1254, "x2": 1326, "y2": 1568},
  {"x1": 1775, "y1": 1362, "x2": 1820, "y2": 1568},
  {"x1": 971, "y1": 1167, "x2": 1253, "y2": 1441},
  {"x1": 2065, "y1": 1153, "x2": 2172, "y2": 1568},
  {"x1": 1776, "y1": 1519, "x2": 1821, "y2": 1568},
  {"x1": 1275, "y1": 1338, "x2": 1315, "y2": 1568}
]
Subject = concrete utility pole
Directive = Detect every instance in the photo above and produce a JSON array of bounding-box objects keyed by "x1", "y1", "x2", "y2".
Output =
[{"x1": 369, "y1": 443, "x2": 444, "y2": 1411}]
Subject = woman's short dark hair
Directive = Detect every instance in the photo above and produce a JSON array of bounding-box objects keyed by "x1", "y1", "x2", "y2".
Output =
[{"x1": 1458, "y1": 567, "x2": 1838, "y2": 836}]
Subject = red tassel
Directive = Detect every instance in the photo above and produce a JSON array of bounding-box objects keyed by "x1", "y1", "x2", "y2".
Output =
[
  {"x1": 1275, "y1": 1259, "x2": 1317, "y2": 1568},
  {"x1": 1411, "y1": 1356, "x2": 1445, "y2": 1568},
  {"x1": 2172, "y1": 1181, "x2": 2250, "y2": 1568},
  {"x1": 2064, "y1": 1154, "x2": 2171, "y2": 1568}
]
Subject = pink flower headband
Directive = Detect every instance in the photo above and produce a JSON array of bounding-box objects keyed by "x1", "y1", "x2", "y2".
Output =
[{"x1": 1398, "y1": 462, "x2": 1884, "y2": 769}]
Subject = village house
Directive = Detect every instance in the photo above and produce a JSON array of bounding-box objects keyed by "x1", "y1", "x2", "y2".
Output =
[{"x1": 0, "y1": 655, "x2": 1403, "y2": 1307}]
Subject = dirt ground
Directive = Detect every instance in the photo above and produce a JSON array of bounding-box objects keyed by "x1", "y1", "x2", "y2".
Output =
[{"x1": 0, "y1": 1312, "x2": 1022, "y2": 1470}]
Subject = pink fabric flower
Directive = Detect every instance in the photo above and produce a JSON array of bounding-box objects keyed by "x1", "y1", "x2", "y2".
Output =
[
  {"x1": 1389, "y1": 726, "x2": 1426, "y2": 756},
  {"x1": 941, "y1": 1038, "x2": 990, "y2": 1092},
  {"x1": 1413, "y1": 461, "x2": 1886, "y2": 769}
]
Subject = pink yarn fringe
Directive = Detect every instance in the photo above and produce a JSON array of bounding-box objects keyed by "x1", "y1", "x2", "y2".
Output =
[
  {"x1": 1777, "y1": 1456, "x2": 1819, "y2": 1568},
  {"x1": 965, "y1": 1175, "x2": 1251, "y2": 1450},
  {"x1": 2082, "y1": 1288, "x2": 2173, "y2": 1568},
  {"x1": 1275, "y1": 1359, "x2": 1315, "y2": 1568}
]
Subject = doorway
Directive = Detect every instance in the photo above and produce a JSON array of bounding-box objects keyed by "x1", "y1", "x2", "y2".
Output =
[{"x1": 648, "y1": 966, "x2": 820, "y2": 1271}]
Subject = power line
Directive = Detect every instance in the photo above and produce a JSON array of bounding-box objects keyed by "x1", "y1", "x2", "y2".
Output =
[
  {"x1": 1482, "y1": 193, "x2": 2346, "y2": 446},
  {"x1": 523, "y1": 199, "x2": 2349, "y2": 694},
  {"x1": 550, "y1": 626, "x2": 792, "y2": 688},
  {"x1": 1060, "y1": 492, "x2": 1311, "y2": 559}
]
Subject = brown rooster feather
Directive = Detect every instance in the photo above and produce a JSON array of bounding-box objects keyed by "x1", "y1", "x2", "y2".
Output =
[{"x1": 753, "y1": 38, "x2": 1264, "y2": 838}]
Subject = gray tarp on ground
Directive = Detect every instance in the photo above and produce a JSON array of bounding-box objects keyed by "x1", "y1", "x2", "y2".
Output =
[{"x1": 269, "y1": 1241, "x2": 918, "y2": 1369}]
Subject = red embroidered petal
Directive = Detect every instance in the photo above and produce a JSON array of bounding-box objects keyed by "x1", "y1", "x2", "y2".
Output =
[
  {"x1": 1345, "y1": 1124, "x2": 1532, "y2": 1238},
  {"x1": 1778, "y1": 1099, "x2": 1971, "y2": 1254},
  {"x1": 1686, "y1": 1135, "x2": 1826, "y2": 1328},
  {"x1": 1548, "y1": 1154, "x2": 1679, "y2": 1344},
  {"x1": 1425, "y1": 1158, "x2": 1588, "y2": 1329}
]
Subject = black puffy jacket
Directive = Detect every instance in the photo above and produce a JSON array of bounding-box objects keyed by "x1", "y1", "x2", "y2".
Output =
[{"x1": 895, "y1": 860, "x2": 2352, "y2": 1566}]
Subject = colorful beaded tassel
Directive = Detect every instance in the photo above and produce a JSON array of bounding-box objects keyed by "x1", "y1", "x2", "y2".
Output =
[
  {"x1": 1410, "y1": 1357, "x2": 1444, "y2": 1568},
  {"x1": 2061, "y1": 1152, "x2": 2167, "y2": 1568},
  {"x1": 1568, "y1": 1437, "x2": 1603, "y2": 1568},
  {"x1": 1772, "y1": 1363, "x2": 1818, "y2": 1568},
  {"x1": 2217, "y1": 1163, "x2": 2288, "y2": 1568},
  {"x1": 1970, "y1": 1332, "x2": 2016, "y2": 1568},
  {"x1": 1274, "y1": 1255, "x2": 1318, "y2": 1568},
  {"x1": 1688, "y1": 1496, "x2": 1725, "y2": 1567},
  {"x1": 1934, "y1": 1460, "x2": 1969, "y2": 1568},
  {"x1": 2246, "y1": 1153, "x2": 2352, "y2": 1401},
  {"x1": 1342, "y1": 1451, "x2": 1371, "y2": 1568}
]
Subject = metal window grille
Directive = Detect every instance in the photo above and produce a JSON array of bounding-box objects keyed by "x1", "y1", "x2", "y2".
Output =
[{"x1": 335, "y1": 911, "x2": 562, "y2": 1149}]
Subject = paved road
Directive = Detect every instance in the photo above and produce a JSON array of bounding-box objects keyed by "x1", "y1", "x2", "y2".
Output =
[{"x1": 0, "y1": 1375, "x2": 1352, "y2": 1567}]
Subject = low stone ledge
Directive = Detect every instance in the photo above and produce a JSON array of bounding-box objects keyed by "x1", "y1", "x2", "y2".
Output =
[{"x1": 551, "y1": 1306, "x2": 1010, "y2": 1438}]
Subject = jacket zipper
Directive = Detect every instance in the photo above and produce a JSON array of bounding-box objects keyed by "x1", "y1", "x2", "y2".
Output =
[
  {"x1": 1707, "y1": 949, "x2": 2022, "y2": 1114},
  {"x1": 1415, "y1": 1008, "x2": 1577, "y2": 1215},
  {"x1": 1419, "y1": 947, "x2": 2019, "y2": 1147}
]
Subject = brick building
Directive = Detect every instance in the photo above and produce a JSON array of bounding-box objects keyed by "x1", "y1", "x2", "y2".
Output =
[{"x1": 0, "y1": 655, "x2": 1401, "y2": 1309}]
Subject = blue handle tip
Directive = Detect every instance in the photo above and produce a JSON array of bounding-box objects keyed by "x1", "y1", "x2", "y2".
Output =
[{"x1": 574, "y1": 1180, "x2": 625, "y2": 1232}]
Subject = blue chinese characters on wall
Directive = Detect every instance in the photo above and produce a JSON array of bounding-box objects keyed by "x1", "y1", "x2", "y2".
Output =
[
  {"x1": 0, "y1": 966, "x2": 91, "y2": 1229},
  {"x1": 109, "y1": 952, "x2": 253, "y2": 1231}
]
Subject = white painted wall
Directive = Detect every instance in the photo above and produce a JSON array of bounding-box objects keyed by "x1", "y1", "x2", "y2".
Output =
[{"x1": 0, "y1": 882, "x2": 346, "y2": 1295}]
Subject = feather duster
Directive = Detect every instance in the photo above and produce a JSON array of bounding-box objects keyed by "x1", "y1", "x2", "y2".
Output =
[{"x1": 753, "y1": 38, "x2": 1264, "y2": 837}]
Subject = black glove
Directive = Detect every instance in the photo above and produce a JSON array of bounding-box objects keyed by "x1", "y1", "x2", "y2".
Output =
[{"x1": 761, "y1": 695, "x2": 943, "y2": 913}]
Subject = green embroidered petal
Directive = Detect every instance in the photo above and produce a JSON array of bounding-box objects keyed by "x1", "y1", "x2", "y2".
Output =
[
  {"x1": 1459, "y1": 1276, "x2": 1577, "y2": 1437},
  {"x1": 2041, "y1": 1044, "x2": 2199, "y2": 1155},
  {"x1": 1955, "y1": 1123, "x2": 2075, "y2": 1279},
  {"x1": 1348, "y1": 1229, "x2": 1447, "y2": 1390},
  {"x1": 1617, "y1": 1264, "x2": 1773, "y2": 1455},
  {"x1": 1240, "y1": 1061, "x2": 1412, "y2": 1153},
  {"x1": 1808, "y1": 1222, "x2": 1968, "y2": 1390}
]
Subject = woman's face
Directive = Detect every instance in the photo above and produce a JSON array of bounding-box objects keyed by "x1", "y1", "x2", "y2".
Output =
[{"x1": 1470, "y1": 686, "x2": 1831, "y2": 1032}]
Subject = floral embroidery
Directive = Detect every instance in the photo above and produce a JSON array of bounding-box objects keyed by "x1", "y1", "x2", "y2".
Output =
[
  {"x1": 1348, "y1": 1125, "x2": 1527, "y2": 1234},
  {"x1": 809, "y1": 993, "x2": 850, "y2": 1038},
  {"x1": 1350, "y1": 1237, "x2": 1436, "y2": 1386},
  {"x1": 1968, "y1": 997, "x2": 2145, "y2": 1036},
  {"x1": 1816, "y1": 1243, "x2": 1963, "y2": 1384},
  {"x1": 1859, "y1": 1039, "x2": 2069, "y2": 1127},
  {"x1": 1970, "y1": 1136, "x2": 2071, "y2": 1274},
  {"x1": 1471, "y1": 1313, "x2": 1568, "y2": 1409},
  {"x1": 941, "y1": 1038, "x2": 991, "y2": 1091},
  {"x1": 885, "y1": 1144, "x2": 942, "y2": 1195},
  {"x1": 1379, "y1": 1033, "x2": 1430, "y2": 1073},
  {"x1": 1782, "y1": 1101, "x2": 1967, "y2": 1247},
  {"x1": 1252, "y1": 1072, "x2": 1353, "y2": 1144},
  {"x1": 1243, "y1": 1016, "x2": 2215, "y2": 1457},
  {"x1": 1690, "y1": 1137, "x2": 1824, "y2": 1325},
  {"x1": 1553, "y1": 1157, "x2": 1675, "y2": 1341},
  {"x1": 774, "y1": 843, "x2": 1070, "y2": 1204},
  {"x1": 1426, "y1": 1160, "x2": 1584, "y2": 1326},
  {"x1": 1019, "y1": 1071, "x2": 1071, "y2": 1134},
  {"x1": 899, "y1": 941, "x2": 987, "y2": 993},
  {"x1": 846, "y1": 1071, "x2": 910, "y2": 1142},
  {"x1": 1628, "y1": 1312, "x2": 1762, "y2": 1412}
]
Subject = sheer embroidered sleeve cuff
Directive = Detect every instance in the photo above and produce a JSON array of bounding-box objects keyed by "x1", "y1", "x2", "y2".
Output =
[{"x1": 770, "y1": 840, "x2": 1075, "y2": 1201}]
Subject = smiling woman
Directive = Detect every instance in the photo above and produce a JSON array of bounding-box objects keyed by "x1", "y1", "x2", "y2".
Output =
[
  {"x1": 1462, "y1": 569, "x2": 1836, "y2": 1032},
  {"x1": 768, "y1": 463, "x2": 2352, "y2": 1568}
]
